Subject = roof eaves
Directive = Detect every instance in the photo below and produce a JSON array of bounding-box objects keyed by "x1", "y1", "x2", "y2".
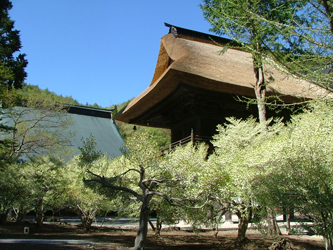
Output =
[
  {"x1": 66, "y1": 105, "x2": 114, "y2": 119},
  {"x1": 66, "y1": 104, "x2": 114, "y2": 113},
  {"x1": 164, "y1": 22, "x2": 233, "y2": 46}
]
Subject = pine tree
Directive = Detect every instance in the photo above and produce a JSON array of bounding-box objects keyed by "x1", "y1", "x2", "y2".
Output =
[
  {"x1": 0, "y1": 0, "x2": 27, "y2": 90},
  {"x1": 0, "y1": 0, "x2": 28, "y2": 166},
  {"x1": 201, "y1": 0, "x2": 306, "y2": 123}
]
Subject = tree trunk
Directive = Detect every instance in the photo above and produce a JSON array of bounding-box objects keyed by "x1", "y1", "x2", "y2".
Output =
[
  {"x1": 254, "y1": 64, "x2": 266, "y2": 123},
  {"x1": 267, "y1": 208, "x2": 281, "y2": 235},
  {"x1": 35, "y1": 199, "x2": 44, "y2": 228},
  {"x1": 237, "y1": 215, "x2": 249, "y2": 242},
  {"x1": 148, "y1": 218, "x2": 155, "y2": 231},
  {"x1": 236, "y1": 207, "x2": 252, "y2": 242},
  {"x1": 80, "y1": 214, "x2": 94, "y2": 232},
  {"x1": 0, "y1": 209, "x2": 10, "y2": 225},
  {"x1": 154, "y1": 216, "x2": 162, "y2": 237},
  {"x1": 16, "y1": 211, "x2": 26, "y2": 222},
  {"x1": 76, "y1": 206, "x2": 98, "y2": 232},
  {"x1": 134, "y1": 195, "x2": 151, "y2": 250},
  {"x1": 13, "y1": 206, "x2": 28, "y2": 222},
  {"x1": 325, "y1": 235, "x2": 333, "y2": 250}
]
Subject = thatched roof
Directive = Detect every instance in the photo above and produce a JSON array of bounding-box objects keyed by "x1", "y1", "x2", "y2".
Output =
[{"x1": 116, "y1": 24, "x2": 330, "y2": 124}]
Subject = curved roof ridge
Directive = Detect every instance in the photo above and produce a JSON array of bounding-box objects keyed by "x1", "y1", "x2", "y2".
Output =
[
  {"x1": 149, "y1": 41, "x2": 171, "y2": 86},
  {"x1": 164, "y1": 23, "x2": 233, "y2": 46}
]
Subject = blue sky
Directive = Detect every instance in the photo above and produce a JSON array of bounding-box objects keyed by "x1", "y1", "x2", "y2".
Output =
[{"x1": 9, "y1": 1, "x2": 215, "y2": 108}]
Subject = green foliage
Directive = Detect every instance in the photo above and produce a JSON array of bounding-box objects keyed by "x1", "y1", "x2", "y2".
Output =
[
  {"x1": 199, "y1": 2, "x2": 333, "y2": 238},
  {"x1": 0, "y1": 0, "x2": 28, "y2": 164},
  {"x1": 64, "y1": 155, "x2": 115, "y2": 231},
  {"x1": 85, "y1": 102, "x2": 102, "y2": 108},
  {"x1": 201, "y1": 116, "x2": 284, "y2": 239},
  {"x1": 0, "y1": 105, "x2": 17, "y2": 168},
  {"x1": 111, "y1": 99, "x2": 170, "y2": 149},
  {"x1": 253, "y1": 100, "x2": 333, "y2": 245},
  {"x1": 210, "y1": 116, "x2": 283, "y2": 198},
  {"x1": 200, "y1": 0, "x2": 333, "y2": 124},
  {"x1": 201, "y1": 0, "x2": 301, "y2": 122},
  {"x1": 201, "y1": 0, "x2": 333, "y2": 91},
  {"x1": 0, "y1": 162, "x2": 30, "y2": 223},
  {"x1": 162, "y1": 143, "x2": 209, "y2": 199},
  {"x1": 81, "y1": 132, "x2": 164, "y2": 226},
  {"x1": 1, "y1": 97, "x2": 74, "y2": 161},
  {"x1": 0, "y1": 156, "x2": 69, "y2": 225},
  {"x1": 117, "y1": 121, "x2": 170, "y2": 149},
  {"x1": 0, "y1": 0, "x2": 27, "y2": 89},
  {"x1": 78, "y1": 135, "x2": 102, "y2": 167},
  {"x1": 159, "y1": 143, "x2": 211, "y2": 228},
  {"x1": 1, "y1": 153, "x2": 114, "y2": 227},
  {"x1": 260, "y1": 1, "x2": 333, "y2": 91},
  {"x1": 201, "y1": 0, "x2": 304, "y2": 51},
  {"x1": 201, "y1": 100, "x2": 333, "y2": 243},
  {"x1": 16, "y1": 83, "x2": 80, "y2": 106},
  {"x1": 21, "y1": 157, "x2": 67, "y2": 203},
  {"x1": 83, "y1": 132, "x2": 209, "y2": 248},
  {"x1": 109, "y1": 99, "x2": 132, "y2": 111}
]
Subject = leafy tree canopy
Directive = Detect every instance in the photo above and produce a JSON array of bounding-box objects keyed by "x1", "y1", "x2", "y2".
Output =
[{"x1": 253, "y1": 100, "x2": 333, "y2": 247}]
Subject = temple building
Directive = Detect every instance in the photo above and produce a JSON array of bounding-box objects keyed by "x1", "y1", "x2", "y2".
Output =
[
  {"x1": 2, "y1": 105, "x2": 124, "y2": 161},
  {"x1": 115, "y1": 23, "x2": 328, "y2": 147},
  {"x1": 66, "y1": 105, "x2": 124, "y2": 158}
]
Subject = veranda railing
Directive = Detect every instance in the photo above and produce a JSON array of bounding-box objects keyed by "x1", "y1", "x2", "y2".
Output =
[{"x1": 161, "y1": 130, "x2": 212, "y2": 153}]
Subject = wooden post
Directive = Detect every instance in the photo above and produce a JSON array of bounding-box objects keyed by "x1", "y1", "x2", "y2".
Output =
[{"x1": 191, "y1": 128, "x2": 194, "y2": 144}]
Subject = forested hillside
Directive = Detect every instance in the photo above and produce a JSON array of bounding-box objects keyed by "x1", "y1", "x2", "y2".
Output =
[
  {"x1": 116, "y1": 121, "x2": 170, "y2": 148},
  {"x1": 17, "y1": 83, "x2": 86, "y2": 106}
]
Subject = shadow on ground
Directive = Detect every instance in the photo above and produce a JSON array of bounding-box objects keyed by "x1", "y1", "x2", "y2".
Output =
[{"x1": 0, "y1": 222, "x2": 325, "y2": 250}]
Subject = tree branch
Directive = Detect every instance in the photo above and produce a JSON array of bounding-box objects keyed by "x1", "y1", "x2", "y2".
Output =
[
  {"x1": 149, "y1": 191, "x2": 209, "y2": 209},
  {"x1": 110, "y1": 168, "x2": 141, "y2": 180},
  {"x1": 85, "y1": 170, "x2": 143, "y2": 201}
]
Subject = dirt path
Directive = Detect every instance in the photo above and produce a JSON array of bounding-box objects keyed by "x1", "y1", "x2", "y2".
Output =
[{"x1": 0, "y1": 222, "x2": 325, "y2": 249}]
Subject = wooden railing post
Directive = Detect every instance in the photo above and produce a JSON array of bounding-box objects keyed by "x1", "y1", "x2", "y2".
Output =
[{"x1": 160, "y1": 132, "x2": 212, "y2": 154}]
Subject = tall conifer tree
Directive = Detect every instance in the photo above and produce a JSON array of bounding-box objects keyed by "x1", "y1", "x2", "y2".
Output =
[
  {"x1": 0, "y1": 0, "x2": 27, "y2": 167},
  {"x1": 201, "y1": 0, "x2": 306, "y2": 122},
  {"x1": 0, "y1": 0, "x2": 27, "y2": 90}
]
